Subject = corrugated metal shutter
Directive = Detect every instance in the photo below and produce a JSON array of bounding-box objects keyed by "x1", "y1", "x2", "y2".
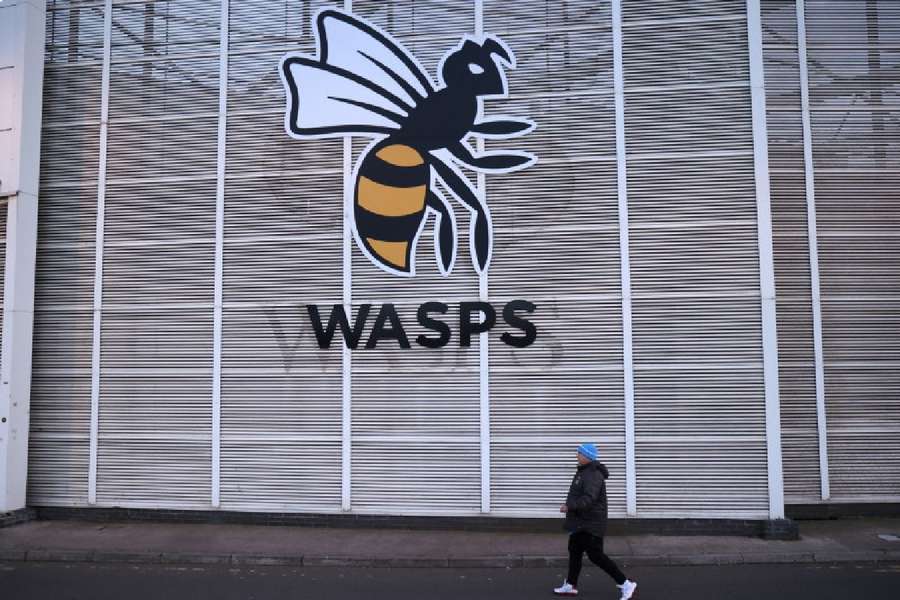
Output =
[
  {"x1": 484, "y1": 0, "x2": 627, "y2": 518},
  {"x1": 27, "y1": 0, "x2": 793, "y2": 519},
  {"x1": 346, "y1": 0, "x2": 483, "y2": 516},
  {"x1": 761, "y1": 0, "x2": 822, "y2": 503},
  {"x1": 27, "y1": 0, "x2": 102, "y2": 507},
  {"x1": 220, "y1": 0, "x2": 343, "y2": 512},
  {"x1": 94, "y1": 0, "x2": 219, "y2": 508},
  {"x1": 804, "y1": 0, "x2": 900, "y2": 500},
  {"x1": 622, "y1": 0, "x2": 770, "y2": 517}
]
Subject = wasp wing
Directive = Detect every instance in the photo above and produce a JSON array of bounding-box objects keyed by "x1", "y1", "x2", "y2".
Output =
[
  {"x1": 317, "y1": 9, "x2": 434, "y2": 108},
  {"x1": 281, "y1": 55, "x2": 409, "y2": 138}
]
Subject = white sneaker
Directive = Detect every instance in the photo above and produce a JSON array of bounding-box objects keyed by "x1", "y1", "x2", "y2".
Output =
[
  {"x1": 618, "y1": 579, "x2": 637, "y2": 600},
  {"x1": 553, "y1": 581, "x2": 578, "y2": 596}
]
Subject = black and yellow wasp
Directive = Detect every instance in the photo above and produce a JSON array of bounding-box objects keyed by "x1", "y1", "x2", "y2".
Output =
[{"x1": 280, "y1": 9, "x2": 535, "y2": 277}]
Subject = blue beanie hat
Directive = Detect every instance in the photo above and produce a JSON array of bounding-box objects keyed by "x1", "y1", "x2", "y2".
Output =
[{"x1": 577, "y1": 443, "x2": 598, "y2": 461}]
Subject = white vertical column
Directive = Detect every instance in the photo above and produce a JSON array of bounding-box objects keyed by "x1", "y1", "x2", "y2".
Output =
[
  {"x1": 746, "y1": 0, "x2": 785, "y2": 519},
  {"x1": 0, "y1": 196, "x2": 40, "y2": 513},
  {"x1": 341, "y1": 0, "x2": 353, "y2": 513},
  {"x1": 88, "y1": 0, "x2": 114, "y2": 506},
  {"x1": 475, "y1": 0, "x2": 491, "y2": 514},
  {"x1": 211, "y1": 0, "x2": 229, "y2": 509},
  {"x1": 795, "y1": 0, "x2": 829, "y2": 501},
  {"x1": 611, "y1": 0, "x2": 637, "y2": 518},
  {"x1": 0, "y1": 0, "x2": 46, "y2": 513},
  {"x1": 341, "y1": 133, "x2": 352, "y2": 512}
]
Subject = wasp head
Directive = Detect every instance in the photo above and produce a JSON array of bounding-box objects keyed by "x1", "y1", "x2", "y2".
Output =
[{"x1": 441, "y1": 37, "x2": 513, "y2": 97}]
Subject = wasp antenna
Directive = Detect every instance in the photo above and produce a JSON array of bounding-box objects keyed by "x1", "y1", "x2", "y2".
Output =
[{"x1": 483, "y1": 38, "x2": 512, "y2": 66}]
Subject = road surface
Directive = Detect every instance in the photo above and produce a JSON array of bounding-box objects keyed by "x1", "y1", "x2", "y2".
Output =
[{"x1": 2, "y1": 561, "x2": 899, "y2": 599}]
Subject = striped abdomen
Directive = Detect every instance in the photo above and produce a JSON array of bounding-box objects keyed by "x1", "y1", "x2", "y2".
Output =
[{"x1": 354, "y1": 143, "x2": 429, "y2": 273}]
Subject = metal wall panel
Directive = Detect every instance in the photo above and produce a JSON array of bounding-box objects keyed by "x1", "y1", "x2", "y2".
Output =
[
  {"x1": 346, "y1": 0, "x2": 482, "y2": 516},
  {"x1": 623, "y1": 0, "x2": 770, "y2": 517},
  {"x1": 220, "y1": 0, "x2": 343, "y2": 512},
  {"x1": 93, "y1": 0, "x2": 219, "y2": 508},
  {"x1": 27, "y1": 0, "x2": 102, "y2": 506},
  {"x1": 761, "y1": 0, "x2": 822, "y2": 502},
  {"x1": 25, "y1": 0, "x2": 837, "y2": 518},
  {"x1": 485, "y1": 0, "x2": 626, "y2": 517},
  {"x1": 805, "y1": 0, "x2": 899, "y2": 501},
  {"x1": 762, "y1": 0, "x2": 900, "y2": 503}
]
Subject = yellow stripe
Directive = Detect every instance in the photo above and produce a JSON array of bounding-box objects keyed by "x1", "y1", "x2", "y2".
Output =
[
  {"x1": 375, "y1": 144, "x2": 423, "y2": 167},
  {"x1": 357, "y1": 176, "x2": 426, "y2": 217},
  {"x1": 367, "y1": 238, "x2": 409, "y2": 269}
]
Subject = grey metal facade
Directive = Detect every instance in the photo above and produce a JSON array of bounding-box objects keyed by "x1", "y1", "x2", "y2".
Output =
[{"x1": 9, "y1": 0, "x2": 898, "y2": 519}]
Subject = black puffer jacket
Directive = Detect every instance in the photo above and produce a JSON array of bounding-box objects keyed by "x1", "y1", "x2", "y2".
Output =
[{"x1": 564, "y1": 461, "x2": 609, "y2": 536}]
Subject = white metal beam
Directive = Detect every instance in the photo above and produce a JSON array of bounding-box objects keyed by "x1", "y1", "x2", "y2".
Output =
[
  {"x1": 341, "y1": 133, "x2": 352, "y2": 512},
  {"x1": 611, "y1": 0, "x2": 637, "y2": 518},
  {"x1": 475, "y1": 0, "x2": 491, "y2": 515},
  {"x1": 795, "y1": 0, "x2": 830, "y2": 501},
  {"x1": 341, "y1": 0, "x2": 354, "y2": 513},
  {"x1": 746, "y1": 0, "x2": 785, "y2": 520},
  {"x1": 0, "y1": 0, "x2": 46, "y2": 512},
  {"x1": 88, "y1": 0, "x2": 114, "y2": 506},
  {"x1": 211, "y1": 0, "x2": 230, "y2": 509},
  {"x1": 1, "y1": 197, "x2": 40, "y2": 513}
]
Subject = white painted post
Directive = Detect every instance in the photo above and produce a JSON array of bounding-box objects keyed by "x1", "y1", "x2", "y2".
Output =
[
  {"x1": 341, "y1": 133, "x2": 353, "y2": 512},
  {"x1": 0, "y1": 0, "x2": 46, "y2": 513},
  {"x1": 795, "y1": 0, "x2": 830, "y2": 501},
  {"x1": 0, "y1": 197, "x2": 40, "y2": 513},
  {"x1": 341, "y1": 0, "x2": 354, "y2": 513},
  {"x1": 611, "y1": 0, "x2": 637, "y2": 518},
  {"x1": 475, "y1": 0, "x2": 491, "y2": 515},
  {"x1": 211, "y1": 0, "x2": 230, "y2": 509},
  {"x1": 88, "y1": 0, "x2": 113, "y2": 506},
  {"x1": 746, "y1": 0, "x2": 786, "y2": 520}
]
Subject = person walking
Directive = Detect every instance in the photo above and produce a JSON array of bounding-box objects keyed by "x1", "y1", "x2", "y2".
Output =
[{"x1": 553, "y1": 443, "x2": 637, "y2": 599}]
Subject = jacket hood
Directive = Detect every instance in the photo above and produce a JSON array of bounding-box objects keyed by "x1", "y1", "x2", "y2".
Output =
[{"x1": 579, "y1": 461, "x2": 609, "y2": 479}]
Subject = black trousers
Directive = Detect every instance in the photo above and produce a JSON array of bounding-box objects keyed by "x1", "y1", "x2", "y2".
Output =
[{"x1": 567, "y1": 530, "x2": 627, "y2": 587}]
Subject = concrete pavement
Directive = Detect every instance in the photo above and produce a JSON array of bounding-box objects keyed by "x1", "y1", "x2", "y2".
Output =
[{"x1": 1, "y1": 516, "x2": 899, "y2": 568}]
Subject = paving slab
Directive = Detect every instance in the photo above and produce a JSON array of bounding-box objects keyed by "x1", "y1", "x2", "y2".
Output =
[{"x1": 0, "y1": 517, "x2": 898, "y2": 568}]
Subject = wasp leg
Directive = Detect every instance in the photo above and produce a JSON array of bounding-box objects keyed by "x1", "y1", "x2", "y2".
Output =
[
  {"x1": 447, "y1": 141, "x2": 534, "y2": 172},
  {"x1": 429, "y1": 157, "x2": 491, "y2": 273},
  {"x1": 426, "y1": 190, "x2": 456, "y2": 275},
  {"x1": 471, "y1": 118, "x2": 534, "y2": 137}
]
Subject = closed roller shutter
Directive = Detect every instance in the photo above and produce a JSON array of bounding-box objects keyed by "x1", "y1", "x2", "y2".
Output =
[
  {"x1": 490, "y1": 303, "x2": 626, "y2": 516},
  {"x1": 761, "y1": 0, "x2": 822, "y2": 503},
  {"x1": 220, "y1": 0, "x2": 343, "y2": 512},
  {"x1": 350, "y1": 306, "x2": 482, "y2": 515},
  {"x1": 804, "y1": 0, "x2": 900, "y2": 501},
  {"x1": 94, "y1": 0, "x2": 219, "y2": 508},
  {"x1": 27, "y1": 0, "x2": 103, "y2": 507},
  {"x1": 484, "y1": 0, "x2": 626, "y2": 517},
  {"x1": 348, "y1": 0, "x2": 483, "y2": 516},
  {"x1": 622, "y1": 0, "x2": 770, "y2": 518},
  {"x1": 26, "y1": 0, "x2": 800, "y2": 519}
]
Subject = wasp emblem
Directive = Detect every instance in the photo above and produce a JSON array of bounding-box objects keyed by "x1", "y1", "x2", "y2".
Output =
[{"x1": 280, "y1": 9, "x2": 535, "y2": 277}]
